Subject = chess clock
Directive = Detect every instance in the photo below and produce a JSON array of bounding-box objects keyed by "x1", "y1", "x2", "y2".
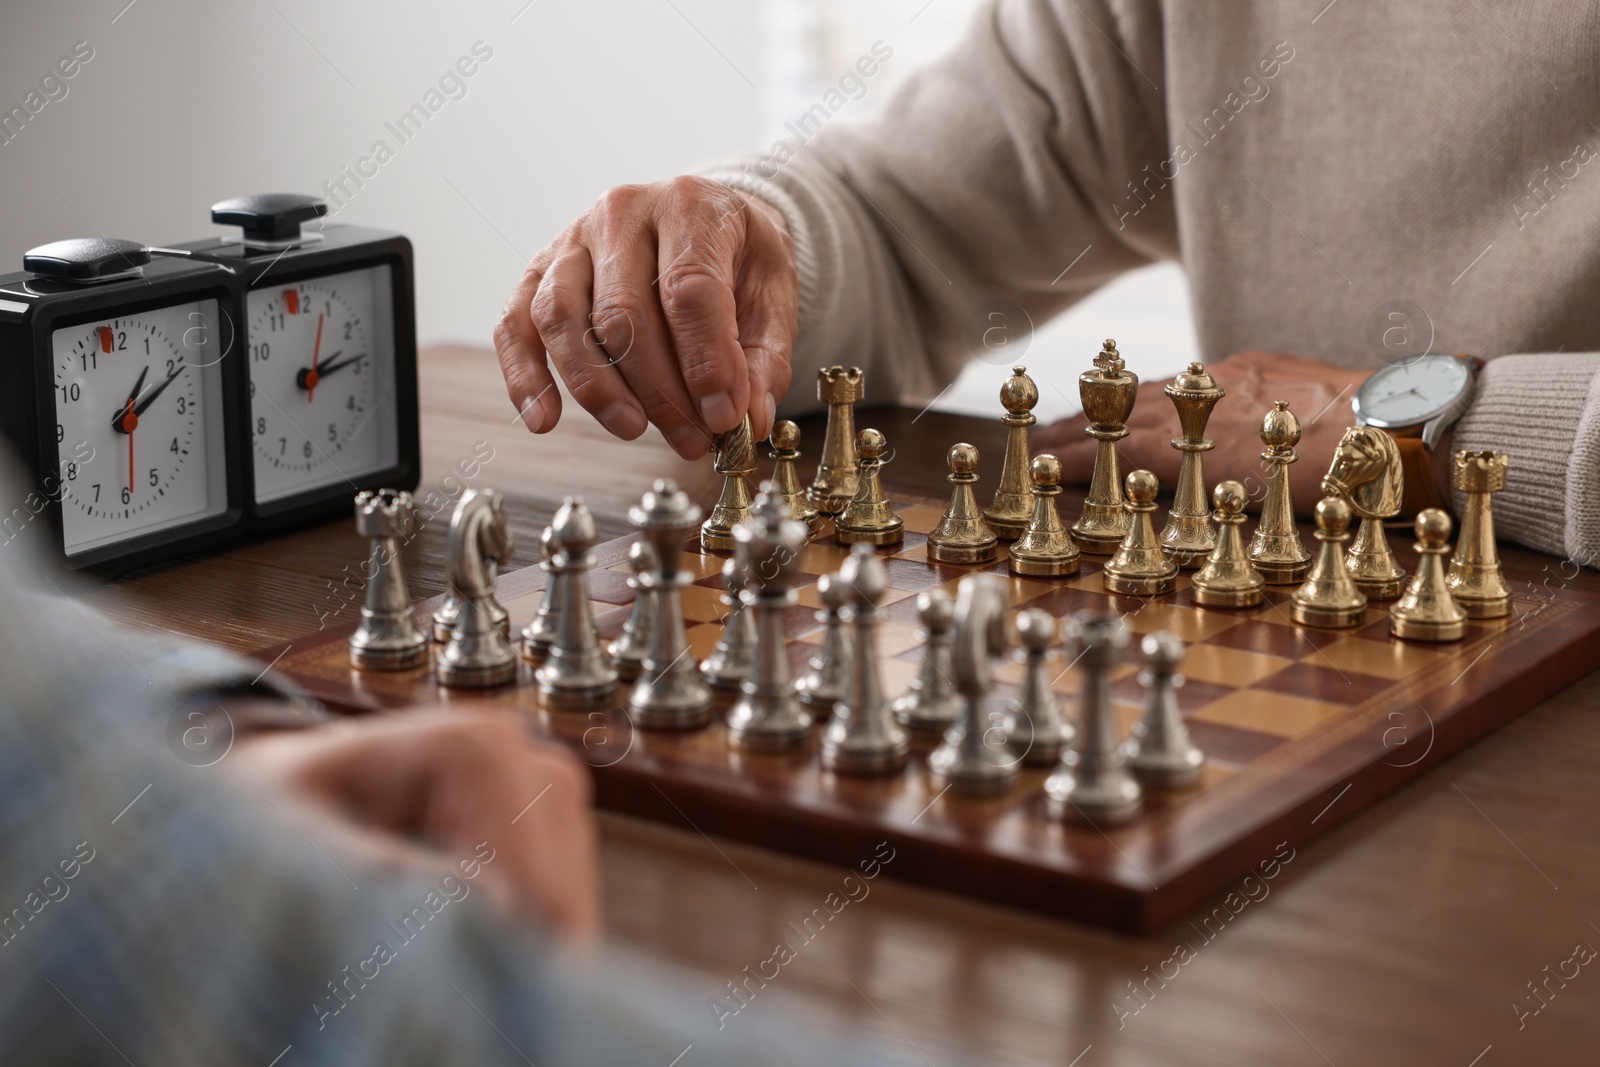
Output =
[
  {"x1": 0, "y1": 194, "x2": 420, "y2": 571},
  {"x1": 175, "y1": 194, "x2": 420, "y2": 527}
]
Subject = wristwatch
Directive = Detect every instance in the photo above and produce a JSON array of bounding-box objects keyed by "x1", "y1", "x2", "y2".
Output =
[{"x1": 1351, "y1": 352, "x2": 1483, "y2": 514}]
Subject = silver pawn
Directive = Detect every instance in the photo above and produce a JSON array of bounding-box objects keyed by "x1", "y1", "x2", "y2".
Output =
[
  {"x1": 607, "y1": 540, "x2": 658, "y2": 681},
  {"x1": 348, "y1": 490, "x2": 429, "y2": 670},
  {"x1": 794, "y1": 573, "x2": 851, "y2": 710},
  {"x1": 535, "y1": 497, "x2": 619, "y2": 708},
  {"x1": 1004, "y1": 608, "x2": 1073, "y2": 766},
  {"x1": 519, "y1": 526, "x2": 561, "y2": 663},
  {"x1": 628, "y1": 480, "x2": 713, "y2": 730},
  {"x1": 1045, "y1": 612, "x2": 1141, "y2": 826},
  {"x1": 701, "y1": 557, "x2": 757, "y2": 689},
  {"x1": 890, "y1": 588, "x2": 962, "y2": 736},
  {"x1": 726, "y1": 483, "x2": 814, "y2": 751},
  {"x1": 1124, "y1": 632, "x2": 1205, "y2": 788},
  {"x1": 927, "y1": 575, "x2": 1019, "y2": 795},
  {"x1": 821, "y1": 544, "x2": 909, "y2": 774},
  {"x1": 436, "y1": 488, "x2": 517, "y2": 688}
]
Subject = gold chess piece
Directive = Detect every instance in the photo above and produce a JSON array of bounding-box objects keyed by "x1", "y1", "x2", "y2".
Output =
[
  {"x1": 928, "y1": 443, "x2": 999, "y2": 564},
  {"x1": 983, "y1": 365, "x2": 1039, "y2": 539},
  {"x1": 1159, "y1": 362, "x2": 1226, "y2": 568},
  {"x1": 1291, "y1": 496, "x2": 1368, "y2": 628},
  {"x1": 1072, "y1": 339, "x2": 1139, "y2": 554},
  {"x1": 1447, "y1": 450, "x2": 1511, "y2": 619},
  {"x1": 808, "y1": 366, "x2": 864, "y2": 514},
  {"x1": 1390, "y1": 508, "x2": 1467, "y2": 642},
  {"x1": 1191, "y1": 480, "x2": 1265, "y2": 608},
  {"x1": 1322, "y1": 425, "x2": 1406, "y2": 599},
  {"x1": 1249, "y1": 400, "x2": 1312, "y2": 583},
  {"x1": 1103, "y1": 469, "x2": 1177, "y2": 596},
  {"x1": 1009, "y1": 454, "x2": 1081, "y2": 577},
  {"x1": 700, "y1": 414, "x2": 757, "y2": 552},
  {"x1": 768, "y1": 419, "x2": 825, "y2": 540},
  {"x1": 835, "y1": 428, "x2": 904, "y2": 545}
]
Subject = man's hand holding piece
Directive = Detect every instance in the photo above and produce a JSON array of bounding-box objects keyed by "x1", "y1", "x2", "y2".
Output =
[{"x1": 495, "y1": 177, "x2": 799, "y2": 458}]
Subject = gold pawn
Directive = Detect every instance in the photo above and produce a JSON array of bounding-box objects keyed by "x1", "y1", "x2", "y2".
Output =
[
  {"x1": 1159, "y1": 362, "x2": 1226, "y2": 568},
  {"x1": 1447, "y1": 450, "x2": 1511, "y2": 618},
  {"x1": 1191, "y1": 480, "x2": 1265, "y2": 608},
  {"x1": 1072, "y1": 339, "x2": 1139, "y2": 554},
  {"x1": 1249, "y1": 400, "x2": 1312, "y2": 583},
  {"x1": 928, "y1": 443, "x2": 999, "y2": 564},
  {"x1": 1103, "y1": 469, "x2": 1177, "y2": 596},
  {"x1": 983, "y1": 365, "x2": 1039, "y2": 539},
  {"x1": 1009, "y1": 454, "x2": 1081, "y2": 577},
  {"x1": 835, "y1": 428, "x2": 904, "y2": 546},
  {"x1": 767, "y1": 419, "x2": 825, "y2": 540},
  {"x1": 1290, "y1": 497, "x2": 1368, "y2": 628},
  {"x1": 1390, "y1": 508, "x2": 1467, "y2": 642}
]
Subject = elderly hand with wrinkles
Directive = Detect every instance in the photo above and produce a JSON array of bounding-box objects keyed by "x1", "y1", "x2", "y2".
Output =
[{"x1": 494, "y1": 177, "x2": 798, "y2": 457}]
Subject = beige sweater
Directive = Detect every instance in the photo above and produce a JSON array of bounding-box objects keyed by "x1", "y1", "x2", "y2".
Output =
[{"x1": 703, "y1": 0, "x2": 1600, "y2": 565}]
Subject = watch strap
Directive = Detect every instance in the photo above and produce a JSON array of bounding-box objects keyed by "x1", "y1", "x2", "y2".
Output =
[{"x1": 1393, "y1": 435, "x2": 1447, "y2": 515}]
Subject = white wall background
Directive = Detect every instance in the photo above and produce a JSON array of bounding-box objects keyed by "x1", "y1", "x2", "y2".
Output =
[{"x1": 0, "y1": 0, "x2": 1195, "y2": 423}]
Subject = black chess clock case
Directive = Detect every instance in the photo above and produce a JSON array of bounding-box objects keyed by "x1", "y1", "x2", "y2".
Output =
[
  {"x1": 170, "y1": 223, "x2": 423, "y2": 533},
  {"x1": 0, "y1": 255, "x2": 248, "y2": 571}
]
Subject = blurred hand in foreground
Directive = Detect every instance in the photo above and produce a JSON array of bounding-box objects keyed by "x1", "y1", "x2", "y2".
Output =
[{"x1": 233, "y1": 707, "x2": 600, "y2": 942}]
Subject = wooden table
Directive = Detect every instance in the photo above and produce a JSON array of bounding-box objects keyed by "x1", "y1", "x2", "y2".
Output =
[{"x1": 89, "y1": 345, "x2": 1600, "y2": 1065}]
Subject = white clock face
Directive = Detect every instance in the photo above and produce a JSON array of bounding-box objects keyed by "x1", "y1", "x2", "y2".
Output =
[
  {"x1": 1356, "y1": 354, "x2": 1472, "y2": 428},
  {"x1": 247, "y1": 264, "x2": 398, "y2": 504},
  {"x1": 51, "y1": 301, "x2": 230, "y2": 557}
]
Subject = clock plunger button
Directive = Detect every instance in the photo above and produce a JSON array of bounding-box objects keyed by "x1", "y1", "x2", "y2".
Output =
[
  {"x1": 24, "y1": 237, "x2": 150, "y2": 281},
  {"x1": 211, "y1": 193, "x2": 329, "y2": 243}
]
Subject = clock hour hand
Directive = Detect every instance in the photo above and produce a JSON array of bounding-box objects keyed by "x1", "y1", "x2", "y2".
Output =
[
  {"x1": 297, "y1": 351, "x2": 364, "y2": 389},
  {"x1": 110, "y1": 365, "x2": 151, "y2": 432}
]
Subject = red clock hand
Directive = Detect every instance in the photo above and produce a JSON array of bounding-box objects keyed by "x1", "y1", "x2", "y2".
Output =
[
  {"x1": 306, "y1": 312, "x2": 324, "y2": 404},
  {"x1": 123, "y1": 399, "x2": 136, "y2": 499}
]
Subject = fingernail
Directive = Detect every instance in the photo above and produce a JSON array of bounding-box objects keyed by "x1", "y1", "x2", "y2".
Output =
[
  {"x1": 668, "y1": 424, "x2": 708, "y2": 458},
  {"x1": 763, "y1": 392, "x2": 777, "y2": 434},
  {"x1": 698, "y1": 391, "x2": 736, "y2": 431},
  {"x1": 519, "y1": 397, "x2": 548, "y2": 433},
  {"x1": 598, "y1": 402, "x2": 646, "y2": 440}
]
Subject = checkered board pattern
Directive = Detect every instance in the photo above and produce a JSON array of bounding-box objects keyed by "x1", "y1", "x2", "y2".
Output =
[{"x1": 264, "y1": 489, "x2": 1600, "y2": 932}]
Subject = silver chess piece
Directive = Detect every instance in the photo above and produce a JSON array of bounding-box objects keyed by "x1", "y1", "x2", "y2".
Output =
[
  {"x1": 348, "y1": 490, "x2": 430, "y2": 670},
  {"x1": 821, "y1": 543, "x2": 910, "y2": 774},
  {"x1": 794, "y1": 572, "x2": 852, "y2": 710},
  {"x1": 607, "y1": 540, "x2": 658, "y2": 681},
  {"x1": 436, "y1": 488, "x2": 518, "y2": 688},
  {"x1": 927, "y1": 575, "x2": 1019, "y2": 795},
  {"x1": 726, "y1": 483, "x2": 814, "y2": 751},
  {"x1": 1124, "y1": 631, "x2": 1205, "y2": 788},
  {"x1": 1004, "y1": 608, "x2": 1073, "y2": 767},
  {"x1": 1046, "y1": 611, "x2": 1142, "y2": 825},
  {"x1": 700, "y1": 557, "x2": 757, "y2": 689},
  {"x1": 432, "y1": 550, "x2": 511, "y2": 643},
  {"x1": 519, "y1": 526, "x2": 561, "y2": 663},
  {"x1": 534, "y1": 497, "x2": 619, "y2": 708},
  {"x1": 890, "y1": 588, "x2": 962, "y2": 737},
  {"x1": 628, "y1": 480, "x2": 713, "y2": 730}
]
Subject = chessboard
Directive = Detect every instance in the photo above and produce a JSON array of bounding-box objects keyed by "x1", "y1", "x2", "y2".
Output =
[{"x1": 260, "y1": 483, "x2": 1600, "y2": 933}]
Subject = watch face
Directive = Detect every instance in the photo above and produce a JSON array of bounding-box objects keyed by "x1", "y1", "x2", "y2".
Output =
[
  {"x1": 247, "y1": 264, "x2": 398, "y2": 504},
  {"x1": 51, "y1": 300, "x2": 230, "y2": 557},
  {"x1": 1355, "y1": 353, "x2": 1472, "y2": 428}
]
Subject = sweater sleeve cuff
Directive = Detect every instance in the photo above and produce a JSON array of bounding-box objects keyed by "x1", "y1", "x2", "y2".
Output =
[{"x1": 1452, "y1": 352, "x2": 1600, "y2": 562}]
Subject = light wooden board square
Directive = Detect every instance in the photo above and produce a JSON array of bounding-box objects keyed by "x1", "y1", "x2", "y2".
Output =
[
  {"x1": 1310, "y1": 635, "x2": 1458, "y2": 680},
  {"x1": 1189, "y1": 689, "x2": 1349, "y2": 739},
  {"x1": 1179, "y1": 643, "x2": 1294, "y2": 688}
]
